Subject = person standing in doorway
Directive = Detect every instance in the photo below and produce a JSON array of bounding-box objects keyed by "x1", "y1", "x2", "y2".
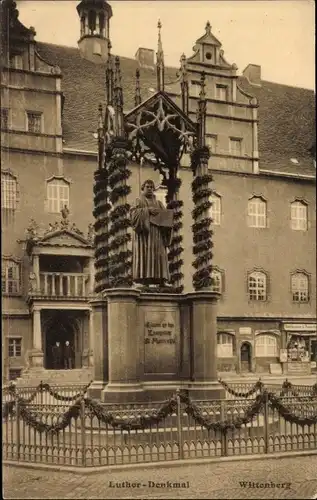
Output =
[
  {"x1": 52, "y1": 341, "x2": 62, "y2": 370},
  {"x1": 64, "y1": 340, "x2": 74, "y2": 369}
]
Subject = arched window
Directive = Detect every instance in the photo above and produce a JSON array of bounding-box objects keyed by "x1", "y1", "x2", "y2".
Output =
[
  {"x1": 47, "y1": 178, "x2": 70, "y2": 214},
  {"x1": 291, "y1": 272, "x2": 309, "y2": 302},
  {"x1": 248, "y1": 196, "x2": 267, "y2": 228},
  {"x1": 255, "y1": 334, "x2": 278, "y2": 357},
  {"x1": 1, "y1": 171, "x2": 18, "y2": 210},
  {"x1": 211, "y1": 269, "x2": 223, "y2": 293},
  {"x1": 291, "y1": 201, "x2": 307, "y2": 231},
  {"x1": 217, "y1": 333, "x2": 233, "y2": 357},
  {"x1": 2, "y1": 258, "x2": 21, "y2": 295},
  {"x1": 248, "y1": 271, "x2": 267, "y2": 301},
  {"x1": 210, "y1": 193, "x2": 221, "y2": 225}
]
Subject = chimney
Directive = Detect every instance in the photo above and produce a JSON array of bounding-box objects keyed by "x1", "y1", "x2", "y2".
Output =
[
  {"x1": 135, "y1": 48, "x2": 155, "y2": 69},
  {"x1": 242, "y1": 64, "x2": 261, "y2": 86}
]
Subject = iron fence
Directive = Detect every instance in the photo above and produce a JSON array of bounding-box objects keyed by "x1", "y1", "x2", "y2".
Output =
[
  {"x1": 2, "y1": 383, "x2": 90, "y2": 405},
  {"x1": 3, "y1": 394, "x2": 317, "y2": 467},
  {"x1": 222, "y1": 381, "x2": 316, "y2": 399}
]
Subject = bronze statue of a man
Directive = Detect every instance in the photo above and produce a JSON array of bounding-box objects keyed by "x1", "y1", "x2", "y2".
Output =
[{"x1": 131, "y1": 179, "x2": 173, "y2": 287}]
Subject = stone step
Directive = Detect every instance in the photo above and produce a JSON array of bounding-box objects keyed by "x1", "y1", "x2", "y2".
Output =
[{"x1": 14, "y1": 368, "x2": 93, "y2": 388}]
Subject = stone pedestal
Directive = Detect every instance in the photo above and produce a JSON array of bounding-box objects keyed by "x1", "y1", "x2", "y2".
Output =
[
  {"x1": 87, "y1": 297, "x2": 108, "y2": 399},
  {"x1": 101, "y1": 288, "x2": 144, "y2": 402},
  {"x1": 29, "y1": 349, "x2": 44, "y2": 368},
  {"x1": 187, "y1": 291, "x2": 225, "y2": 400}
]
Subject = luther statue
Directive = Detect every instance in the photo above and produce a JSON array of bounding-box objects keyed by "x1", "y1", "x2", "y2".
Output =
[{"x1": 131, "y1": 180, "x2": 173, "y2": 286}]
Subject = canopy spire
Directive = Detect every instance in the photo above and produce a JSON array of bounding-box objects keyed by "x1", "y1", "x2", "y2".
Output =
[{"x1": 156, "y1": 19, "x2": 165, "y2": 91}]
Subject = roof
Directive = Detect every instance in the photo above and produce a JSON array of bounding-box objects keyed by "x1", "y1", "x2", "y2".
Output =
[{"x1": 36, "y1": 42, "x2": 316, "y2": 177}]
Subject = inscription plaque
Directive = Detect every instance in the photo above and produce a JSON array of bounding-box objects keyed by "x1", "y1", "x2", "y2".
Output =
[{"x1": 144, "y1": 310, "x2": 178, "y2": 374}]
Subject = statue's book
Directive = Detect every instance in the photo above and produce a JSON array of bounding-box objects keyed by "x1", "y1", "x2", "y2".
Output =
[{"x1": 150, "y1": 209, "x2": 174, "y2": 228}]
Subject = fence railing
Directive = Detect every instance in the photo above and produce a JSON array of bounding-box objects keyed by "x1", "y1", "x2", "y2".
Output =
[
  {"x1": 2, "y1": 383, "x2": 90, "y2": 406},
  {"x1": 220, "y1": 379, "x2": 317, "y2": 399},
  {"x1": 3, "y1": 389, "x2": 317, "y2": 468}
]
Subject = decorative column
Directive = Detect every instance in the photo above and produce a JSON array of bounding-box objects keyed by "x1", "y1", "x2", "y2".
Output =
[
  {"x1": 30, "y1": 307, "x2": 44, "y2": 368},
  {"x1": 166, "y1": 172, "x2": 184, "y2": 293},
  {"x1": 87, "y1": 298, "x2": 108, "y2": 399},
  {"x1": 189, "y1": 71, "x2": 224, "y2": 399},
  {"x1": 33, "y1": 254, "x2": 40, "y2": 291}
]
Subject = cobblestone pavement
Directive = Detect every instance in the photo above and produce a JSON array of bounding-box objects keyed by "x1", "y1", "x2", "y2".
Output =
[{"x1": 3, "y1": 455, "x2": 317, "y2": 499}]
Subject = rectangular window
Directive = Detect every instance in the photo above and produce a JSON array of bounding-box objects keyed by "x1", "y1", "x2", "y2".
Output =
[
  {"x1": 1, "y1": 174, "x2": 18, "y2": 210},
  {"x1": 47, "y1": 179, "x2": 70, "y2": 213},
  {"x1": 1, "y1": 108, "x2": 9, "y2": 129},
  {"x1": 27, "y1": 112, "x2": 42, "y2": 133},
  {"x1": 206, "y1": 135, "x2": 217, "y2": 153},
  {"x1": 210, "y1": 194, "x2": 221, "y2": 225},
  {"x1": 217, "y1": 333, "x2": 233, "y2": 357},
  {"x1": 8, "y1": 338, "x2": 22, "y2": 357},
  {"x1": 9, "y1": 369, "x2": 22, "y2": 381},
  {"x1": 190, "y1": 80, "x2": 201, "y2": 98},
  {"x1": 230, "y1": 138, "x2": 242, "y2": 156},
  {"x1": 2, "y1": 260, "x2": 21, "y2": 294},
  {"x1": 216, "y1": 84, "x2": 228, "y2": 101},
  {"x1": 291, "y1": 202, "x2": 307, "y2": 231},
  {"x1": 248, "y1": 198, "x2": 267, "y2": 228}
]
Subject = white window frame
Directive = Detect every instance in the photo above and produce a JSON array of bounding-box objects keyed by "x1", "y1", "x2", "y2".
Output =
[
  {"x1": 210, "y1": 193, "x2": 221, "y2": 225},
  {"x1": 46, "y1": 177, "x2": 70, "y2": 214},
  {"x1": 291, "y1": 201, "x2": 308, "y2": 231},
  {"x1": 216, "y1": 84, "x2": 228, "y2": 101},
  {"x1": 255, "y1": 334, "x2": 278, "y2": 357},
  {"x1": 291, "y1": 272, "x2": 309, "y2": 302},
  {"x1": 26, "y1": 111, "x2": 43, "y2": 134},
  {"x1": 2, "y1": 259, "x2": 21, "y2": 295},
  {"x1": 229, "y1": 137, "x2": 242, "y2": 156},
  {"x1": 1, "y1": 171, "x2": 18, "y2": 210},
  {"x1": 248, "y1": 271, "x2": 267, "y2": 301},
  {"x1": 248, "y1": 197, "x2": 267, "y2": 228},
  {"x1": 8, "y1": 338, "x2": 22, "y2": 357},
  {"x1": 211, "y1": 269, "x2": 222, "y2": 293},
  {"x1": 217, "y1": 333, "x2": 233, "y2": 357},
  {"x1": 190, "y1": 80, "x2": 201, "y2": 98}
]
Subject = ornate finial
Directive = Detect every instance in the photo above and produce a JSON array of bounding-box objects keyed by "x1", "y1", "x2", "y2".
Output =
[
  {"x1": 156, "y1": 19, "x2": 165, "y2": 91},
  {"x1": 60, "y1": 205, "x2": 70, "y2": 228},
  {"x1": 205, "y1": 20, "x2": 211, "y2": 34},
  {"x1": 179, "y1": 53, "x2": 188, "y2": 115},
  {"x1": 134, "y1": 68, "x2": 142, "y2": 107}
]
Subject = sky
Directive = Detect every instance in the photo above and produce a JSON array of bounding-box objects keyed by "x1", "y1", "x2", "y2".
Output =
[{"x1": 17, "y1": 0, "x2": 315, "y2": 89}]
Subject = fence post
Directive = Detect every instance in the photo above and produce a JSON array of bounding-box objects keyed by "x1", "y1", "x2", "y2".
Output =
[
  {"x1": 16, "y1": 400, "x2": 20, "y2": 461},
  {"x1": 176, "y1": 389, "x2": 184, "y2": 460},
  {"x1": 40, "y1": 381, "x2": 43, "y2": 406},
  {"x1": 263, "y1": 391, "x2": 269, "y2": 454},
  {"x1": 220, "y1": 400, "x2": 227, "y2": 456},
  {"x1": 80, "y1": 399, "x2": 86, "y2": 466}
]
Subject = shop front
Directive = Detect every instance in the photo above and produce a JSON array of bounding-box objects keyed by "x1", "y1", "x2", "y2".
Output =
[{"x1": 281, "y1": 323, "x2": 317, "y2": 375}]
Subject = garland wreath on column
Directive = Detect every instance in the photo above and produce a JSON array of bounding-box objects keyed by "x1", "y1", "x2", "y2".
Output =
[
  {"x1": 107, "y1": 142, "x2": 133, "y2": 288},
  {"x1": 166, "y1": 177, "x2": 184, "y2": 293},
  {"x1": 190, "y1": 147, "x2": 214, "y2": 290},
  {"x1": 94, "y1": 166, "x2": 112, "y2": 292}
]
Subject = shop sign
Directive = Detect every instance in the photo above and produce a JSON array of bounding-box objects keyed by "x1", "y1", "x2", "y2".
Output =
[
  {"x1": 284, "y1": 323, "x2": 316, "y2": 332},
  {"x1": 239, "y1": 327, "x2": 252, "y2": 336}
]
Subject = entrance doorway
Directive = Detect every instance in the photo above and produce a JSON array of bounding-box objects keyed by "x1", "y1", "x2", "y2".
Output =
[
  {"x1": 240, "y1": 342, "x2": 252, "y2": 372},
  {"x1": 44, "y1": 313, "x2": 81, "y2": 370}
]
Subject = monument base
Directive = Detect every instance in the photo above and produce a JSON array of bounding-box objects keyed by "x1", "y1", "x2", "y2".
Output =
[
  {"x1": 87, "y1": 380, "x2": 105, "y2": 400},
  {"x1": 101, "y1": 382, "x2": 145, "y2": 403},
  {"x1": 186, "y1": 381, "x2": 226, "y2": 400}
]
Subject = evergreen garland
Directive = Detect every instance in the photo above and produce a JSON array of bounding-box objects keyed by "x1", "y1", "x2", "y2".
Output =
[
  {"x1": 167, "y1": 190, "x2": 184, "y2": 294},
  {"x1": 3, "y1": 389, "x2": 317, "y2": 433},
  {"x1": 190, "y1": 147, "x2": 213, "y2": 290},
  {"x1": 94, "y1": 168, "x2": 111, "y2": 292}
]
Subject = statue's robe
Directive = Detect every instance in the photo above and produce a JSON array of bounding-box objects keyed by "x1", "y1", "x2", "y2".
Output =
[{"x1": 131, "y1": 194, "x2": 173, "y2": 283}]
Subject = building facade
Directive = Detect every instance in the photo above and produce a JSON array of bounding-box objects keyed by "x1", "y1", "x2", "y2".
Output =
[{"x1": 1, "y1": 0, "x2": 316, "y2": 383}]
